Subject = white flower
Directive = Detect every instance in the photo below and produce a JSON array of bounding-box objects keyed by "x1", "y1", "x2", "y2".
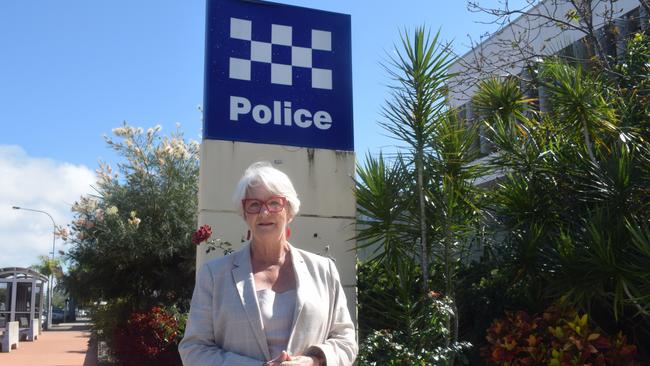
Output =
[
  {"x1": 76, "y1": 197, "x2": 99, "y2": 213},
  {"x1": 112, "y1": 127, "x2": 127, "y2": 136},
  {"x1": 106, "y1": 206, "x2": 118, "y2": 215},
  {"x1": 170, "y1": 138, "x2": 188, "y2": 158}
]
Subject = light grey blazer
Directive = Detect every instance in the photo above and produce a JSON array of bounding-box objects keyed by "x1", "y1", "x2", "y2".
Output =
[{"x1": 179, "y1": 243, "x2": 357, "y2": 366}]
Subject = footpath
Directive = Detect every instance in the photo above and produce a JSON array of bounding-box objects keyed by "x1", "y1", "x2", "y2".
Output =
[{"x1": 1, "y1": 320, "x2": 97, "y2": 366}]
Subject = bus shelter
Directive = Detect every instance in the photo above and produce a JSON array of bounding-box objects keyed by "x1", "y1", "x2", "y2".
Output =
[{"x1": 0, "y1": 267, "x2": 47, "y2": 338}]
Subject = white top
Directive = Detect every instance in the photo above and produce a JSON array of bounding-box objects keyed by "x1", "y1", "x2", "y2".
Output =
[{"x1": 256, "y1": 288, "x2": 297, "y2": 359}]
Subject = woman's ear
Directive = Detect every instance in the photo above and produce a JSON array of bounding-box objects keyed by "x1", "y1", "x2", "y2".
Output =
[{"x1": 286, "y1": 204, "x2": 295, "y2": 223}]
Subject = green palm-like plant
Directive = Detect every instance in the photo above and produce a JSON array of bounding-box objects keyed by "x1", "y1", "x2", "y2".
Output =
[
  {"x1": 615, "y1": 33, "x2": 650, "y2": 138},
  {"x1": 540, "y1": 61, "x2": 617, "y2": 163},
  {"x1": 380, "y1": 27, "x2": 454, "y2": 290},
  {"x1": 357, "y1": 27, "x2": 486, "y2": 364},
  {"x1": 30, "y1": 255, "x2": 63, "y2": 279},
  {"x1": 426, "y1": 112, "x2": 484, "y2": 343},
  {"x1": 473, "y1": 76, "x2": 534, "y2": 136},
  {"x1": 473, "y1": 51, "x2": 650, "y2": 359},
  {"x1": 355, "y1": 153, "x2": 414, "y2": 273}
]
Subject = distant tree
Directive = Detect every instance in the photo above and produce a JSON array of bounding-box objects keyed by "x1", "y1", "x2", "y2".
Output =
[
  {"x1": 62, "y1": 123, "x2": 199, "y2": 311},
  {"x1": 30, "y1": 255, "x2": 63, "y2": 279},
  {"x1": 30, "y1": 255, "x2": 66, "y2": 308}
]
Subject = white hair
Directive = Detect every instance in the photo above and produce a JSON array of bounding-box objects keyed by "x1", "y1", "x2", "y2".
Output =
[{"x1": 232, "y1": 161, "x2": 301, "y2": 218}]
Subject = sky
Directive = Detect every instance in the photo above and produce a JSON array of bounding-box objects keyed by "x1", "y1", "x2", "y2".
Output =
[{"x1": 0, "y1": 0, "x2": 528, "y2": 269}]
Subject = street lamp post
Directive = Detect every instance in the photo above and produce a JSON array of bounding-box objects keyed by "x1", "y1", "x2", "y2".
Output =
[{"x1": 12, "y1": 206, "x2": 57, "y2": 330}]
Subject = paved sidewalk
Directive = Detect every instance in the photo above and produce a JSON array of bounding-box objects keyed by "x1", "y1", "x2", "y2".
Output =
[{"x1": 1, "y1": 321, "x2": 97, "y2": 366}]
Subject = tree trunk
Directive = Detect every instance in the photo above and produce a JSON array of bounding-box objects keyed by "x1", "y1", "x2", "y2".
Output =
[
  {"x1": 417, "y1": 153, "x2": 429, "y2": 292},
  {"x1": 582, "y1": 120, "x2": 597, "y2": 164},
  {"x1": 444, "y1": 235, "x2": 459, "y2": 366},
  {"x1": 451, "y1": 299, "x2": 459, "y2": 366}
]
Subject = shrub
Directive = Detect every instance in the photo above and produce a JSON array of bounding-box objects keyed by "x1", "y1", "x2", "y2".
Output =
[
  {"x1": 92, "y1": 300, "x2": 133, "y2": 361},
  {"x1": 64, "y1": 124, "x2": 199, "y2": 310},
  {"x1": 482, "y1": 306, "x2": 638, "y2": 365},
  {"x1": 113, "y1": 306, "x2": 186, "y2": 366},
  {"x1": 358, "y1": 329, "x2": 471, "y2": 366},
  {"x1": 358, "y1": 284, "x2": 472, "y2": 366}
]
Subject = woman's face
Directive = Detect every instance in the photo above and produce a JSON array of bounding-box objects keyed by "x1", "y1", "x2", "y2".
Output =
[{"x1": 243, "y1": 184, "x2": 292, "y2": 243}]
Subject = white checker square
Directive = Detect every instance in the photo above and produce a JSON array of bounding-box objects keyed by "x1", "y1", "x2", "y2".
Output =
[
  {"x1": 229, "y1": 57, "x2": 251, "y2": 81},
  {"x1": 251, "y1": 41, "x2": 272, "y2": 63},
  {"x1": 272, "y1": 24, "x2": 292, "y2": 46},
  {"x1": 271, "y1": 63, "x2": 292, "y2": 85},
  {"x1": 291, "y1": 46, "x2": 312, "y2": 68},
  {"x1": 312, "y1": 29, "x2": 331, "y2": 51},
  {"x1": 312, "y1": 68, "x2": 332, "y2": 90},
  {"x1": 230, "y1": 18, "x2": 252, "y2": 41}
]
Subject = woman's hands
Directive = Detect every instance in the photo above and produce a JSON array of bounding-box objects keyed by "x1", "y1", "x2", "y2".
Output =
[
  {"x1": 279, "y1": 355, "x2": 320, "y2": 365},
  {"x1": 263, "y1": 351, "x2": 290, "y2": 365},
  {"x1": 263, "y1": 351, "x2": 322, "y2": 366}
]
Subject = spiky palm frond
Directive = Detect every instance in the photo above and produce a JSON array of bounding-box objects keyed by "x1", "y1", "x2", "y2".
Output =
[
  {"x1": 473, "y1": 76, "x2": 535, "y2": 135},
  {"x1": 541, "y1": 60, "x2": 617, "y2": 162},
  {"x1": 355, "y1": 153, "x2": 416, "y2": 270},
  {"x1": 378, "y1": 27, "x2": 456, "y2": 292},
  {"x1": 30, "y1": 255, "x2": 63, "y2": 278},
  {"x1": 380, "y1": 28, "x2": 455, "y2": 150}
]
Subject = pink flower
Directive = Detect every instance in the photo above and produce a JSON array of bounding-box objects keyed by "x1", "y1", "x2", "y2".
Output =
[
  {"x1": 54, "y1": 226, "x2": 69, "y2": 240},
  {"x1": 192, "y1": 225, "x2": 212, "y2": 245}
]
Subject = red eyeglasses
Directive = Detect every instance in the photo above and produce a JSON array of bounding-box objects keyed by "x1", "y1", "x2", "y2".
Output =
[{"x1": 242, "y1": 196, "x2": 287, "y2": 214}]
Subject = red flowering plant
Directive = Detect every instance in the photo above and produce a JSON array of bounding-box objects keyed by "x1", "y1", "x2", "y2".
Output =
[
  {"x1": 482, "y1": 306, "x2": 639, "y2": 365},
  {"x1": 113, "y1": 306, "x2": 187, "y2": 366},
  {"x1": 192, "y1": 224, "x2": 233, "y2": 255}
]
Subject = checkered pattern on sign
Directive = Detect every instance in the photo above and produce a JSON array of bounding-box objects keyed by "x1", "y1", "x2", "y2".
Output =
[{"x1": 228, "y1": 17, "x2": 333, "y2": 90}]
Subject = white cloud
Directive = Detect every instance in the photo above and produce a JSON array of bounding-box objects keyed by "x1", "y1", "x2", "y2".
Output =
[{"x1": 0, "y1": 145, "x2": 96, "y2": 269}]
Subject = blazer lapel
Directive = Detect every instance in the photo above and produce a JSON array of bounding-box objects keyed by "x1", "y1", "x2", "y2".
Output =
[
  {"x1": 232, "y1": 244, "x2": 271, "y2": 360},
  {"x1": 287, "y1": 246, "x2": 309, "y2": 352}
]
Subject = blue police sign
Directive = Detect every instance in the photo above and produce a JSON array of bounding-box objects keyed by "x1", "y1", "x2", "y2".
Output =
[{"x1": 203, "y1": 0, "x2": 353, "y2": 151}]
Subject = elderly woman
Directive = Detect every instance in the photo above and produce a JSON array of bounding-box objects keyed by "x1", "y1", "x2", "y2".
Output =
[{"x1": 179, "y1": 162, "x2": 357, "y2": 366}]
